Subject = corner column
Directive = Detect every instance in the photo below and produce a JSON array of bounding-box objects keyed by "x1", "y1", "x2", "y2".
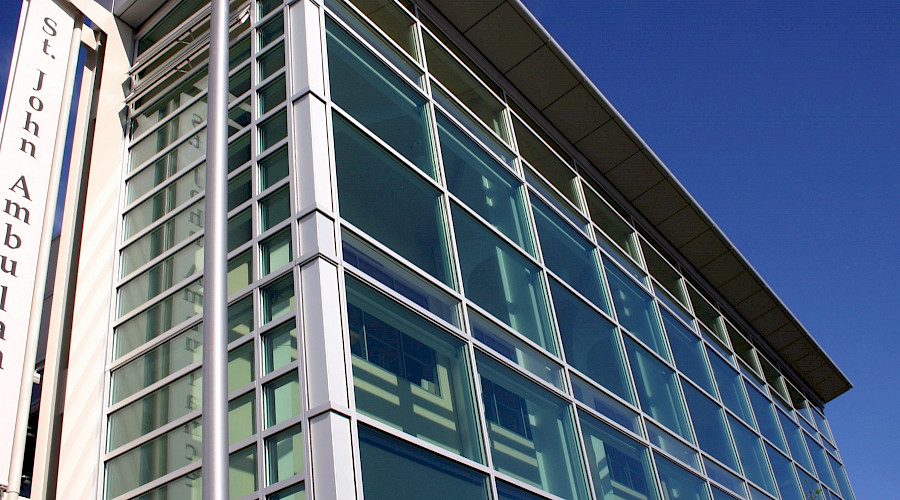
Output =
[{"x1": 288, "y1": 2, "x2": 357, "y2": 499}]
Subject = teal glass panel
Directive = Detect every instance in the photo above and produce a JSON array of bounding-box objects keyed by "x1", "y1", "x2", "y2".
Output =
[
  {"x1": 729, "y1": 416, "x2": 776, "y2": 495},
  {"x1": 326, "y1": 19, "x2": 436, "y2": 177},
  {"x1": 778, "y1": 411, "x2": 814, "y2": 473},
  {"x1": 258, "y1": 13, "x2": 284, "y2": 48},
  {"x1": 259, "y1": 42, "x2": 285, "y2": 81},
  {"x1": 260, "y1": 186, "x2": 291, "y2": 232},
  {"x1": 110, "y1": 325, "x2": 201, "y2": 404},
  {"x1": 514, "y1": 118, "x2": 578, "y2": 205},
  {"x1": 452, "y1": 204, "x2": 556, "y2": 353},
  {"x1": 358, "y1": 426, "x2": 491, "y2": 500},
  {"x1": 804, "y1": 433, "x2": 837, "y2": 492},
  {"x1": 470, "y1": 311, "x2": 564, "y2": 391},
  {"x1": 259, "y1": 146, "x2": 289, "y2": 190},
  {"x1": 796, "y1": 466, "x2": 823, "y2": 500},
  {"x1": 766, "y1": 444, "x2": 803, "y2": 500},
  {"x1": 828, "y1": 455, "x2": 855, "y2": 500},
  {"x1": 625, "y1": 339, "x2": 692, "y2": 441},
  {"x1": 263, "y1": 321, "x2": 297, "y2": 375},
  {"x1": 259, "y1": 74, "x2": 287, "y2": 115},
  {"x1": 571, "y1": 376, "x2": 641, "y2": 435},
  {"x1": 654, "y1": 455, "x2": 710, "y2": 500},
  {"x1": 606, "y1": 263, "x2": 667, "y2": 359},
  {"x1": 433, "y1": 87, "x2": 516, "y2": 168},
  {"x1": 477, "y1": 354, "x2": 590, "y2": 500},
  {"x1": 711, "y1": 486, "x2": 739, "y2": 500},
  {"x1": 259, "y1": 108, "x2": 288, "y2": 150},
  {"x1": 813, "y1": 410, "x2": 834, "y2": 445},
  {"x1": 333, "y1": 114, "x2": 454, "y2": 287},
  {"x1": 342, "y1": 230, "x2": 460, "y2": 327},
  {"x1": 551, "y1": 280, "x2": 632, "y2": 403},
  {"x1": 579, "y1": 411, "x2": 660, "y2": 500},
  {"x1": 346, "y1": 275, "x2": 483, "y2": 462},
  {"x1": 683, "y1": 384, "x2": 738, "y2": 471},
  {"x1": 746, "y1": 385, "x2": 786, "y2": 451},
  {"x1": 229, "y1": 392, "x2": 256, "y2": 445},
  {"x1": 708, "y1": 351, "x2": 755, "y2": 426},
  {"x1": 261, "y1": 228, "x2": 293, "y2": 276},
  {"x1": 663, "y1": 311, "x2": 716, "y2": 395},
  {"x1": 533, "y1": 200, "x2": 608, "y2": 309},
  {"x1": 262, "y1": 273, "x2": 295, "y2": 324},
  {"x1": 497, "y1": 481, "x2": 547, "y2": 500},
  {"x1": 437, "y1": 113, "x2": 533, "y2": 254}
]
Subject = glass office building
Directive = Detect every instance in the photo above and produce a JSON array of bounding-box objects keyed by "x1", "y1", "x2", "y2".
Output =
[{"x1": 16, "y1": 0, "x2": 855, "y2": 499}]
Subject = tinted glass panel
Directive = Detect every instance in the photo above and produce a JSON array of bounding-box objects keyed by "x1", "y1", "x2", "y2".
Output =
[
  {"x1": 625, "y1": 339, "x2": 692, "y2": 441},
  {"x1": 580, "y1": 411, "x2": 660, "y2": 500},
  {"x1": 606, "y1": 263, "x2": 667, "y2": 359},
  {"x1": 655, "y1": 455, "x2": 710, "y2": 500}
]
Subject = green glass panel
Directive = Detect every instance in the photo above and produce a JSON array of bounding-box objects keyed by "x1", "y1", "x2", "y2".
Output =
[
  {"x1": 746, "y1": 384, "x2": 786, "y2": 451},
  {"x1": 230, "y1": 446, "x2": 258, "y2": 498},
  {"x1": 260, "y1": 146, "x2": 290, "y2": 190},
  {"x1": 266, "y1": 425, "x2": 304, "y2": 484},
  {"x1": 262, "y1": 274, "x2": 295, "y2": 324},
  {"x1": 533, "y1": 200, "x2": 608, "y2": 309},
  {"x1": 263, "y1": 321, "x2": 298, "y2": 374},
  {"x1": 265, "y1": 372, "x2": 301, "y2": 427},
  {"x1": 261, "y1": 228, "x2": 293, "y2": 276}
]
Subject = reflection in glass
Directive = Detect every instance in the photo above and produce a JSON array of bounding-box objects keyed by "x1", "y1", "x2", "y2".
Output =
[
  {"x1": 626, "y1": 339, "x2": 692, "y2": 442},
  {"x1": 654, "y1": 455, "x2": 710, "y2": 500},
  {"x1": 766, "y1": 444, "x2": 803, "y2": 500},
  {"x1": 663, "y1": 311, "x2": 716, "y2": 395},
  {"x1": 683, "y1": 384, "x2": 738, "y2": 471},
  {"x1": 579, "y1": 411, "x2": 660, "y2": 500},
  {"x1": 477, "y1": 354, "x2": 590, "y2": 500},
  {"x1": 346, "y1": 275, "x2": 483, "y2": 461},
  {"x1": 607, "y1": 263, "x2": 667, "y2": 359},
  {"x1": 729, "y1": 416, "x2": 776, "y2": 495}
]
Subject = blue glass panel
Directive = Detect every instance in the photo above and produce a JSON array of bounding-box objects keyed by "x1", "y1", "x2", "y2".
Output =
[
  {"x1": 766, "y1": 444, "x2": 803, "y2": 500},
  {"x1": 572, "y1": 376, "x2": 641, "y2": 435},
  {"x1": 728, "y1": 416, "x2": 776, "y2": 495},
  {"x1": 804, "y1": 433, "x2": 837, "y2": 492},
  {"x1": 745, "y1": 385, "x2": 786, "y2": 451},
  {"x1": 579, "y1": 411, "x2": 660, "y2": 500},
  {"x1": 663, "y1": 311, "x2": 716, "y2": 395},
  {"x1": 778, "y1": 410, "x2": 814, "y2": 473},
  {"x1": 683, "y1": 384, "x2": 739, "y2": 471},
  {"x1": 708, "y1": 351, "x2": 755, "y2": 426}
]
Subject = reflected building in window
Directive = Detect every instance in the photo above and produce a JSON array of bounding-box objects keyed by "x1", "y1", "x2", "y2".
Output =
[{"x1": 14, "y1": 0, "x2": 855, "y2": 499}]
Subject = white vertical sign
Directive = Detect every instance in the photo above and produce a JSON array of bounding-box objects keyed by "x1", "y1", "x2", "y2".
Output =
[{"x1": 0, "y1": 0, "x2": 75, "y2": 487}]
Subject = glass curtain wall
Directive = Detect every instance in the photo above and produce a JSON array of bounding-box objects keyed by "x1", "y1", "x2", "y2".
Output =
[
  {"x1": 106, "y1": 0, "x2": 855, "y2": 499},
  {"x1": 323, "y1": 1, "x2": 855, "y2": 500}
]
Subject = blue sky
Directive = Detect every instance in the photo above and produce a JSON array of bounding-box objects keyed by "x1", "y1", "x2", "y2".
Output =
[{"x1": 1, "y1": 1, "x2": 897, "y2": 498}]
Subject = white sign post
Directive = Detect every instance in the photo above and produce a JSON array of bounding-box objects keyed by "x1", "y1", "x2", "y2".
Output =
[{"x1": 0, "y1": 0, "x2": 75, "y2": 489}]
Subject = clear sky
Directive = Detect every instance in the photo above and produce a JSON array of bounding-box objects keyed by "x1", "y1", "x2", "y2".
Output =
[{"x1": 1, "y1": 1, "x2": 897, "y2": 499}]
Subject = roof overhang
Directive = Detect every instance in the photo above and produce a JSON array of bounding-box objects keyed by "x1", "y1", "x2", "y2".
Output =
[{"x1": 423, "y1": 0, "x2": 851, "y2": 404}]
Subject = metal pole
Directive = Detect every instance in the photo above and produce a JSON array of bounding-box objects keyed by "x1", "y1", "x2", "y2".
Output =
[{"x1": 202, "y1": 0, "x2": 230, "y2": 498}]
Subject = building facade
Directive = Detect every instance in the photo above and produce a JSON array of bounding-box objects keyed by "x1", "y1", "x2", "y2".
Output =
[{"x1": 9, "y1": 0, "x2": 856, "y2": 499}]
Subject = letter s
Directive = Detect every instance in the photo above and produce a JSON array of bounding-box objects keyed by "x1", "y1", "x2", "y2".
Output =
[{"x1": 42, "y1": 17, "x2": 58, "y2": 37}]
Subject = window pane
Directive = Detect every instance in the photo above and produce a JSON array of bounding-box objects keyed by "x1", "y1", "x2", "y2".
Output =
[
  {"x1": 259, "y1": 108, "x2": 288, "y2": 150},
  {"x1": 708, "y1": 351, "x2": 755, "y2": 426},
  {"x1": 333, "y1": 114, "x2": 454, "y2": 286},
  {"x1": 358, "y1": 426, "x2": 491, "y2": 500},
  {"x1": 625, "y1": 339, "x2": 692, "y2": 441},
  {"x1": 606, "y1": 263, "x2": 667, "y2": 359},
  {"x1": 327, "y1": 19, "x2": 436, "y2": 177},
  {"x1": 729, "y1": 416, "x2": 776, "y2": 495},
  {"x1": 259, "y1": 42, "x2": 285, "y2": 80},
  {"x1": 228, "y1": 250, "x2": 252, "y2": 295},
  {"x1": 266, "y1": 425, "x2": 304, "y2": 485},
  {"x1": 264, "y1": 321, "x2": 298, "y2": 374},
  {"x1": 230, "y1": 446, "x2": 258, "y2": 498},
  {"x1": 438, "y1": 113, "x2": 533, "y2": 254},
  {"x1": 779, "y1": 411, "x2": 813, "y2": 472},
  {"x1": 514, "y1": 118, "x2": 578, "y2": 205},
  {"x1": 664, "y1": 312, "x2": 716, "y2": 395},
  {"x1": 584, "y1": 189, "x2": 640, "y2": 263},
  {"x1": 571, "y1": 376, "x2": 641, "y2": 435},
  {"x1": 110, "y1": 325, "x2": 201, "y2": 404},
  {"x1": 654, "y1": 455, "x2": 710, "y2": 500},
  {"x1": 259, "y1": 74, "x2": 287, "y2": 114},
  {"x1": 766, "y1": 445, "x2": 803, "y2": 500},
  {"x1": 424, "y1": 33, "x2": 508, "y2": 142},
  {"x1": 533, "y1": 200, "x2": 608, "y2": 310},
  {"x1": 703, "y1": 458, "x2": 745, "y2": 499},
  {"x1": 470, "y1": 311, "x2": 564, "y2": 391},
  {"x1": 452, "y1": 204, "x2": 556, "y2": 353},
  {"x1": 342, "y1": 230, "x2": 460, "y2": 327},
  {"x1": 261, "y1": 228, "x2": 293, "y2": 276},
  {"x1": 746, "y1": 385, "x2": 786, "y2": 451},
  {"x1": 260, "y1": 146, "x2": 289, "y2": 190},
  {"x1": 683, "y1": 384, "x2": 738, "y2": 471},
  {"x1": 262, "y1": 273, "x2": 295, "y2": 324},
  {"x1": 579, "y1": 411, "x2": 660, "y2": 500},
  {"x1": 346, "y1": 275, "x2": 482, "y2": 461},
  {"x1": 647, "y1": 422, "x2": 699, "y2": 471},
  {"x1": 268, "y1": 482, "x2": 306, "y2": 500},
  {"x1": 828, "y1": 455, "x2": 855, "y2": 500},
  {"x1": 229, "y1": 392, "x2": 256, "y2": 445},
  {"x1": 264, "y1": 372, "x2": 301, "y2": 427},
  {"x1": 496, "y1": 481, "x2": 547, "y2": 500},
  {"x1": 551, "y1": 280, "x2": 632, "y2": 404},
  {"x1": 260, "y1": 186, "x2": 291, "y2": 232},
  {"x1": 804, "y1": 433, "x2": 837, "y2": 492},
  {"x1": 477, "y1": 353, "x2": 590, "y2": 500}
]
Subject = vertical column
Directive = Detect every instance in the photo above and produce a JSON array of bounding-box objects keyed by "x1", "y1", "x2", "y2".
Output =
[{"x1": 289, "y1": 2, "x2": 356, "y2": 499}]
